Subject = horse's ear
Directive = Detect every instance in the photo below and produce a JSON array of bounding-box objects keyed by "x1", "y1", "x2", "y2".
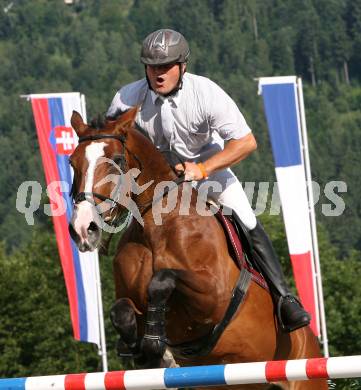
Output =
[
  {"x1": 114, "y1": 106, "x2": 139, "y2": 134},
  {"x1": 71, "y1": 111, "x2": 87, "y2": 136}
]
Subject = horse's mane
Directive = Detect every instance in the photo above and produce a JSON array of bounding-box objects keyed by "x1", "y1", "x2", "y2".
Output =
[
  {"x1": 90, "y1": 110, "x2": 149, "y2": 139},
  {"x1": 105, "y1": 108, "x2": 123, "y2": 122},
  {"x1": 89, "y1": 114, "x2": 108, "y2": 130},
  {"x1": 89, "y1": 109, "x2": 126, "y2": 130}
]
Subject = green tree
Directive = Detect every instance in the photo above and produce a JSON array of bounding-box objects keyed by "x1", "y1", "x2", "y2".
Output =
[
  {"x1": 262, "y1": 214, "x2": 361, "y2": 360},
  {"x1": 345, "y1": 0, "x2": 361, "y2": 82},
  {"x1": 0, "y1": 2, "x2": 361, "y2": 379},
  {"x1": 314, "y1": 0, "x2": 351, "y2": 84},
  {"x1": 0, "y1": 227, "x2": 127, "y2": 376}
]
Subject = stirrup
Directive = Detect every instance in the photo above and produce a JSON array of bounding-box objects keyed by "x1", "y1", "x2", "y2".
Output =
[{"x1": 276, "y1": 295, "x2": 311, "y2": 333}]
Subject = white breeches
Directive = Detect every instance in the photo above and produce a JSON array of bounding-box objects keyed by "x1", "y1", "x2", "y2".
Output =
[{"x1": 195, "y1": 168, "x2": 257, "y2": 230}]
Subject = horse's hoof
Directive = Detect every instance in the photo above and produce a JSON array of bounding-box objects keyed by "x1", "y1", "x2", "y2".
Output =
[
  {"x1": 141, "y1": 336, "x2": 166, "y2": 358},
  {"x1": 116, "y1": 338, "x2": 141, "y2": 359}
]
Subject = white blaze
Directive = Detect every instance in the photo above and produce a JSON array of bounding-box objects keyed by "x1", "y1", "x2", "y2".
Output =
[
  {"x1": 85, "y1": 142, "x2": 107, "y2": 193},
  {"x1": 73, "y1": 142, "x2": 106, "y2": 242}
]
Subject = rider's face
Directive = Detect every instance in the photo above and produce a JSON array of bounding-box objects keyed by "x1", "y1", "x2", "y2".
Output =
[{"x1": 146, "y1": 63, "x2": 184, "y2": 95}]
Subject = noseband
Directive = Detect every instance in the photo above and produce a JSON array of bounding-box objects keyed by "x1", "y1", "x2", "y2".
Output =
[{"x1": 72, "y1": 133, "x2": 142, "y2": 227}]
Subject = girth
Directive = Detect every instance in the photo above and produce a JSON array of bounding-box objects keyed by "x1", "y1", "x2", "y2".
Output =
[{"x1": 168, "y1": 267, "x2": 252, "y2": 359}]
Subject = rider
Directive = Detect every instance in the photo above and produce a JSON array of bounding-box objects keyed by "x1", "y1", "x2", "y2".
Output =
[{"x1": 107, "y1": 29, "x2": 311, "y2": 333}]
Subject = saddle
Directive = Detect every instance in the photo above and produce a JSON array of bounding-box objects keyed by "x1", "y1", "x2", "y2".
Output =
[{"x1": 215, "y1": 210, "x2": 268, "y2": 291}]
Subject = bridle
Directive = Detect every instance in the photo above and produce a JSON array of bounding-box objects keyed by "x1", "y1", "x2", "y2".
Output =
[
  {"x1": 72, "y1": 133, "x2": 143, "y2": 227},
  {"x1": 71, "y1": 132, "x2": 186, "y2": 228}
]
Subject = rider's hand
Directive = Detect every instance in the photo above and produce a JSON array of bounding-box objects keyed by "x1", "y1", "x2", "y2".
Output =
[
  {"x1": 174, "y1": 163, "x2": 185, "y2": 177},
  {"x1": 175, "y1": 162, "x2": 204, "y2": 181}
]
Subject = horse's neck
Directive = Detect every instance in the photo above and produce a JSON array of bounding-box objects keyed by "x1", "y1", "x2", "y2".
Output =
[
  {"x1": 138, "y1": 158, "x2": 176, "y2": 188},
  {"x1": 131, "y1": 135, "x2": 177, "y2": 209}
]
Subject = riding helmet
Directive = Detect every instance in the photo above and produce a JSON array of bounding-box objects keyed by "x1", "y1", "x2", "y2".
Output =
[{"x1": 140, "y1": 29, "x2": 190, "y2": 65}]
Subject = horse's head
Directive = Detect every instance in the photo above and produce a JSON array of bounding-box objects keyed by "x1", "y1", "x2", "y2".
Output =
[{"x1": 68, "y1": 107, "x2": 147, "y2": 252}]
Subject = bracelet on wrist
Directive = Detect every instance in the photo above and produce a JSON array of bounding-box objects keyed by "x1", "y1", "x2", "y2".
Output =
[{"x1": 197, "y1": 162, "x2": 209, "y2": 179}]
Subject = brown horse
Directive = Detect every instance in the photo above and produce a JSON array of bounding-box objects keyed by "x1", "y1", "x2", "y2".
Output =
[{"x1": 68, "y1": 108, "x2": 328, "y2": 390}]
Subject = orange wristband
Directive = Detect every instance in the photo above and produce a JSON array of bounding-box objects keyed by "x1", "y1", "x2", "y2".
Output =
[{"x1": 197, "y1": 162, "x2": 209, "y2": 179}]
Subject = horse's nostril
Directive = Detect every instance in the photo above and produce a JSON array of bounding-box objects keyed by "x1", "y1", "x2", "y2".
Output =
[{"x1": 88, "y1": 221, "x2": 99, "y2": 233}]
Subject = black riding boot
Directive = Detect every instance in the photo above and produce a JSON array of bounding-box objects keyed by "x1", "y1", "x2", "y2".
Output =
[{"x1": 235, "y1": 216, "x2": 311, "y2": 332}]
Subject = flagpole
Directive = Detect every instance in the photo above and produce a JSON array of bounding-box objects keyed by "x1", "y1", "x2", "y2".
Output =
[
  {"x1": 297, "y1": 78, "x2": 329, "y2": 357},
  {"x1": 23, "y1": 93, "x2": 109, "y2": 370},
  {"x1": 94, "y1": 254, "x2": 108, "y2": 371},
  {"x1": 80, "y1": 94, "x2": 108, "y2": 371}
]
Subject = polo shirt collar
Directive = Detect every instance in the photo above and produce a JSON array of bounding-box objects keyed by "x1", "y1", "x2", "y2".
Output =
[{"x1": 150, "y1": 89, "x2": 182, "y2": 107}]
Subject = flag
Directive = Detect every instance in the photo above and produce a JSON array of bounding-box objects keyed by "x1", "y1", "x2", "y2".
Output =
[
  {"x1": 258, "y1": 77, "x2": 320, "y2": 336},
  {"x1": 30, "y1": 92, "x2": 101, "y2": 344}
]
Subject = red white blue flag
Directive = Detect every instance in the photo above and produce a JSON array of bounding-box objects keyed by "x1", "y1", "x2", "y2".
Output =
[
  {"x1": 30, "y1": 93, "x2": 101, "y2": 345},
  {"x1": 258, "y1": 77, "x2": 320, "y2": 336}
]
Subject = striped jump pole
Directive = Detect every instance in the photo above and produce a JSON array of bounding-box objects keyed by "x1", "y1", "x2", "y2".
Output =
[{"x1": 1, "y1": 356, "x2": 360, "y2": 390}]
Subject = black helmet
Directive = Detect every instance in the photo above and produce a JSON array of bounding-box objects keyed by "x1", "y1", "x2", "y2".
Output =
[{"x1": 140, "y1": 29, "x2": 190, "y2": 66}]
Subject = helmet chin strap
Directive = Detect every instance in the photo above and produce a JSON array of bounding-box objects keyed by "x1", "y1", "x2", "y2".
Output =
[{"x1": 145, "y1": 64, "x2": 185, "y2": 98}]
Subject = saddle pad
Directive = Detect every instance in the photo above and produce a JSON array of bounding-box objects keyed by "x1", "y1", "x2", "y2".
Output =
[{"x1": 215, "y1": 211, "x2": 268, "y2": 291}]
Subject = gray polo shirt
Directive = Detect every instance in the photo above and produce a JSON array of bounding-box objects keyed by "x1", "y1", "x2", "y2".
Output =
[{"x1": 107, "y1": 72, "x2": 251, "y2": 163}]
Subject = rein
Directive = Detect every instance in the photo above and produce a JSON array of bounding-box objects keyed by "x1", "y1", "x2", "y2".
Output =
[
  {"x1": 73, "y1": 133, "x2": 186, "y2": 227},
  {"x1": 139, "y1": 175, "x2": 186, "y2": 217}
]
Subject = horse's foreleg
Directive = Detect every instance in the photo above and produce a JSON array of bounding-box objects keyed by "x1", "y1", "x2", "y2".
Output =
[
  {"x1": 110, "y1": 298, "x2": 140, "y2": 358},
  {"x1": 141, "y1": 269, "x2": 178, "y2": 367}
]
